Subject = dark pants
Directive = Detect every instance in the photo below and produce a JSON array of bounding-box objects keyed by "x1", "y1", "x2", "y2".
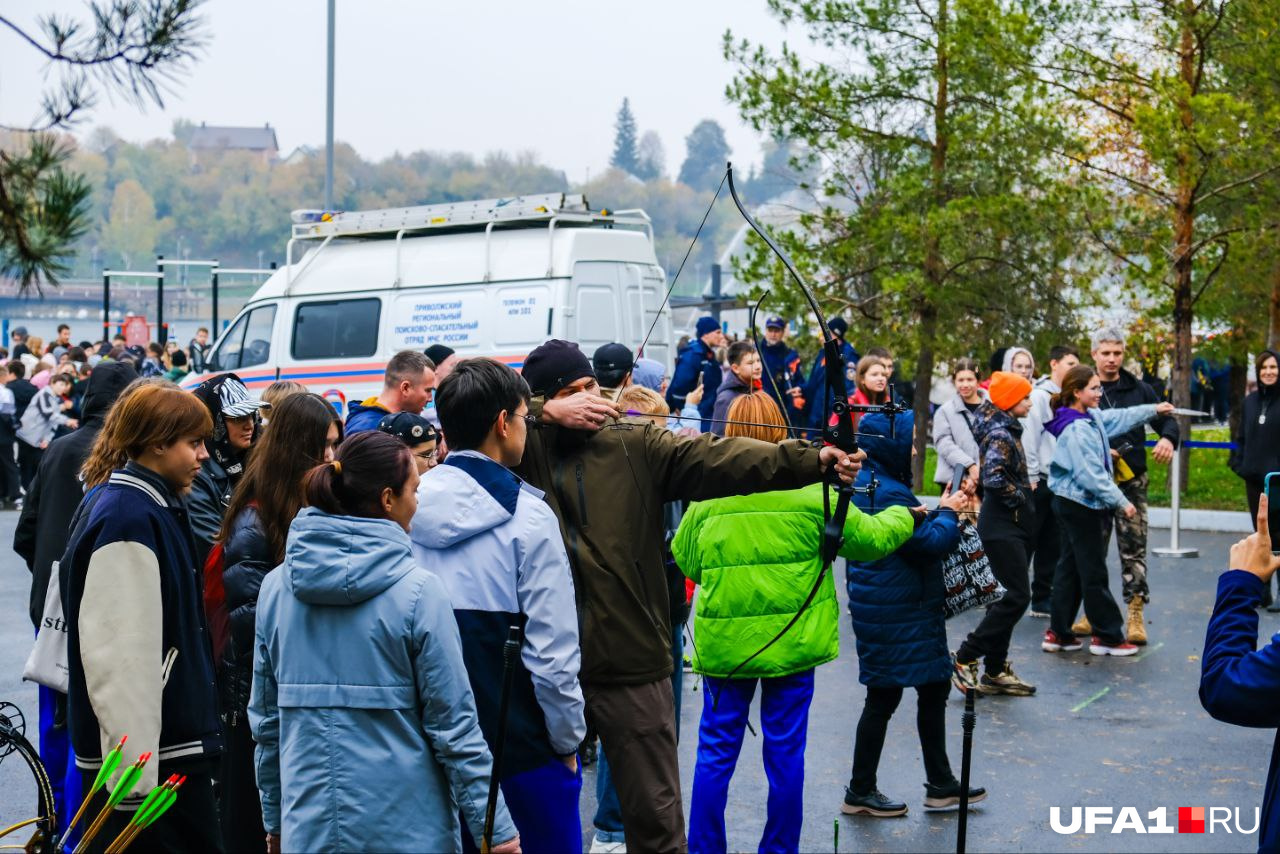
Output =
[
  {"x1": 956, "y1": 498, "x2": 1033, "y2": 672},
  {"x1": 850, "y1": 681, "x2": 953, "y2": 794},
  {"x1": 1050, "y1": 496, "x2": 1126, "y2": 645},
  {"x1": 462, "y1": 760, "x2": 583, "y2": 854},
  {"x1": 585, "y1": 678, "x2": 685, "y2": 853},
  {"x1": 217, "y1": 712, "x2": 264, "y2": 854},
  {"x1": 17, "y1": 439, "x2": 42, "y2": 494},
  {"x1": 689, "y1": 670, "x2": 814, "y2": 854},
  {"x1": 77, "y1": 759, "x2": 223, "y2": 854},
  {"x1": 1247, "y1": 479, "x2": 1264, "y2": 527},
  {"x1": 594, "y1": 622, "x2": 686, "y2": 839},
  {"x1": 1244, "y1": 480, "x2": 1276, "y2": 603},
  {"x1": 0, "y1": 427, "x2": 20, "y2": 501},
  {"x1": 1028, "y1": 480, "x2": 1059, "y2": 608}
]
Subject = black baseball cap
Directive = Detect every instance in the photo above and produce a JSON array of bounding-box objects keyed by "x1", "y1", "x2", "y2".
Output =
[
  {"x1": 377, "y1": 411, "x2": 437, "y2": 446},
  {"x1": 592, "y1": 342, "x2": 634, "y2": 374}
]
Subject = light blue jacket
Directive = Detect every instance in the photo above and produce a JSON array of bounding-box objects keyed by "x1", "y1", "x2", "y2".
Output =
[
  {"x1": 411, "y1": 451, "x2": 586, "y2": 764},
  {"x1": 249, "y1": 508, "x2": 515, "y2": 853},
  {"x1": 1048, "y1": 404, "x2": 1157, "y2": 511}
]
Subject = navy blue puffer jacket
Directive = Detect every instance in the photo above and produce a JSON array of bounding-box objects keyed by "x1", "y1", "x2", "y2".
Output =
[{"x1": 846, "y1": 412, "x2": 961, "y2": 687}]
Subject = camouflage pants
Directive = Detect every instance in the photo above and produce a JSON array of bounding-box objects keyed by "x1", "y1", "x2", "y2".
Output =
[{"x1": 1101, "y1": 473, "x2": 1150, "y2": 603}]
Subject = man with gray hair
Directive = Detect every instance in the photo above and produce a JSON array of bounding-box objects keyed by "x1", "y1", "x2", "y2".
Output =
[
  {"x1": 1081, "y1": 326, "x2": 1179, "y2": 645},
  {"x1": 345, "y1": 350, "x2": 437, "y2": 433}
]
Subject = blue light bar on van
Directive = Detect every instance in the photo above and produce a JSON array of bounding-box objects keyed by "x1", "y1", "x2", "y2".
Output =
[{"x1": 291, "y1": 209, "x2": 340, "y2": 224}]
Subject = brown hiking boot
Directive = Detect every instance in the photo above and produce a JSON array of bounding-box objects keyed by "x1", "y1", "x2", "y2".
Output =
[
  {"x1": 1071, "y1": 614, "x2": 1092, "y2": 636},
  {"x1": 1127, "y1": 599, "x2": 1147, "y2": 645}
]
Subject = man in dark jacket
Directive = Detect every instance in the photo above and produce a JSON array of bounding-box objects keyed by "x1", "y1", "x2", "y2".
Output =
[
  {"x1": 16, "y1": 360, "x2": 139, "y2": 627},
  {"x1": 1092, "y1": 327, "x2": 1179, "y2": 641},
  {"x1": 802, "y1": 316, "x2": 859, "y2": 431},
  {"x1": 759, "y1": 317, "x2": 807, "y2": 430},
  {"x1": 1199, "y1": 497, "x2": 1280, "y2": 853},
  {"x1": 666, "y1": 316, "x2": 725, "y2": 431},
  {"x1": 518, "y1": 339, "x2": 861, "y2": 852}
]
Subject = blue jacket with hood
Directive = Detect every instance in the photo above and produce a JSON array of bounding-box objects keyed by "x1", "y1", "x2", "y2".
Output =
[
  {"x1": 1046, "y1": 404, "x2": 1157, "y2": 511},
  {"x1": 846, "y1": 412, "x2": 962, "y2": 687},
  {"x1": 410, "y1": 451, "x2": 586, "y2": 776},
  {"x1": 249, "y1": 508, "x2": 515, "y2": 853}
]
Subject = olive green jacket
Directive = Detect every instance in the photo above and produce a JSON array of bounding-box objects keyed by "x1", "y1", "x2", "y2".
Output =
[{"x1": 515, "y1": 411, "x2": 825, "y2": 686}]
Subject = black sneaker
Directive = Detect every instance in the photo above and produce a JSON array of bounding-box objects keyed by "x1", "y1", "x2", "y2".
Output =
[
  {"x1": 923, "y1": 780, "x2": 988, "y2": 809},
  {"x1": 841, "y1": 787, "x2": 908, "y2": 817}
]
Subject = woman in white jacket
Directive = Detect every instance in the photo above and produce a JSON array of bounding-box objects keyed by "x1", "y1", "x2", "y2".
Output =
[{"x1": 932, "y1": 359, "x2": 986, "y2": 487}]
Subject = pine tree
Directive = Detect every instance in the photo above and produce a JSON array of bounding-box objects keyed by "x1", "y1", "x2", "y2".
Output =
[{"x1": 610, "y1": 98, "x2": 640, "y2": 175}]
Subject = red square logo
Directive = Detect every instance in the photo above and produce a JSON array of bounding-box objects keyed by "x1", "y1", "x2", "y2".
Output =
[{"x1": 1179, "y1": 807, "x2": 1205, "y2": 833}]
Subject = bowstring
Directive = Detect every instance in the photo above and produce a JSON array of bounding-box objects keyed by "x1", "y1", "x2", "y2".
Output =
[{"x1": 637, "y1": 171, "x2": 728, "y2": 359}]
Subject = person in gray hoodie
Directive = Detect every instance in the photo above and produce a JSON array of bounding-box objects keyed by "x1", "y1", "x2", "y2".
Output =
[
  {"x1": 413, "y1": 358, "x2": 585, "y2": 854},
  {"x1": 251, "y1": 431, "x2": 518, "y2": 854}
]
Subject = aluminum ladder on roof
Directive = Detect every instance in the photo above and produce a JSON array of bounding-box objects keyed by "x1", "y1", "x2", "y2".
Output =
[{"x1": 291, "y1": 193, "x2": 591, "y2": 240}]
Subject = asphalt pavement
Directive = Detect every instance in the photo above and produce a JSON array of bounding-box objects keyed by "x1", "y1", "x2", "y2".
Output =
[{"x1": 1, "y1": 510, "x2": 1271, "y2": 853}]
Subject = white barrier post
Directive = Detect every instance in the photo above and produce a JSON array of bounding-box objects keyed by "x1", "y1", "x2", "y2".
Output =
[{"x1": 1153, "y1": 446, "x2": 1198, "y2": 558}]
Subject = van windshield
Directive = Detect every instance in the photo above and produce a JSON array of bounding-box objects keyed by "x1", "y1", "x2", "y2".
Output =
[{"x1": 210, "y1": 303, "x2": 276, "y2": 371}]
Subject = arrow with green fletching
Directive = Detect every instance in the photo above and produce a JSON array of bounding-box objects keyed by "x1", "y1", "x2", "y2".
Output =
[
  {"x1": 63, "y1": 734, "x2": 127, "y2": 839},
  {"x1": 78, "y1": 751, "x2": 151, "y2": 851},
  {"x1": 105, "y1": 774, "x2": 186, "y2": 853}
]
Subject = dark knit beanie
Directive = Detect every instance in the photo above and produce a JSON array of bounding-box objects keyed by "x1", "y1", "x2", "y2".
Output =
[
  {"x1": 424, "y1": 344, "x2": 455, "y2": 367},
  {"x1": 521, "y1": 340, "x2": 595, "y2": 398}
]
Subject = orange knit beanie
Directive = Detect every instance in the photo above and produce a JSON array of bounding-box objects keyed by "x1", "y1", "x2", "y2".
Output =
[{"x1": 988, "y1": 370, "x2": 1032, "y2": 411}]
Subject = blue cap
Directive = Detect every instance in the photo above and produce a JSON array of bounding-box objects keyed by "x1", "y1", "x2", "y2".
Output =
[
  {"x1": 764, "y1": 316, "x2": 786, "y2": 330},
  {"x1": 632, "y1": 358, "x2": 665, "y2": 391},
  {"x1": 696, "y1": 316, "x2": 720, "y2": 338}
]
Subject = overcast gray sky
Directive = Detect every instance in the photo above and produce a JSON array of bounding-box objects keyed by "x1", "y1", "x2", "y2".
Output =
[{"x1": 0, "y1": 0, "x2": 796, "y2": 182}]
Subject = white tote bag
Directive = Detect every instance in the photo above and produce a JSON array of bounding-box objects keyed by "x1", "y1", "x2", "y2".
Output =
[{"x1": 24, "y1": 560, "x2": 70, "y2": 693}]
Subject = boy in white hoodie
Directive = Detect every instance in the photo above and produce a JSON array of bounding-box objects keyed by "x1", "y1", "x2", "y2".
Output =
[{"x1": 410, "y1": 357, "x2": 586, "y2": 854}]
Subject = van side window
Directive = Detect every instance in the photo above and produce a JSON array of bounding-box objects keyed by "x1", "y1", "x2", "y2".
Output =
[
  {"x1": 292, "y1": 298, "x2": 381, "y2": 360},
  {"x1": 211, "y1": 304, "x2": 277, "y2": 371}
]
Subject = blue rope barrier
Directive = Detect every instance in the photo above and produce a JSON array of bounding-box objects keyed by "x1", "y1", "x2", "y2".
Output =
[{"x1": 1144, "y1": 439, "x2": 1236, "y2": 450}]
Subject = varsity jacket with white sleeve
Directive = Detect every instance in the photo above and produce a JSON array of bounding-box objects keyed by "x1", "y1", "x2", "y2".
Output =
[{"x1": 62, "y1": 462, "x2": 222, "y2": 805}]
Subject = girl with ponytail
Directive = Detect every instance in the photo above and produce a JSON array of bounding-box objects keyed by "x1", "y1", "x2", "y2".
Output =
[{"x1": 249, "y1": 431, "x2": 520, "y2": 853}]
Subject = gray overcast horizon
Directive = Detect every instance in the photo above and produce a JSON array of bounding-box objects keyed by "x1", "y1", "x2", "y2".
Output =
[{"x1": 1, "y1": 1, "x2": 796, "y2": 184}]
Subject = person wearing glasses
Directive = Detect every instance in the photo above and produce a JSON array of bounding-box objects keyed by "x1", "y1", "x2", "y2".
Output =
[
  {"x1": 378, "y1": 411, "x2": 439, "y2": 473},
  {"x1": 410, "y1": 358, "x2": 586, "y2": 854}
]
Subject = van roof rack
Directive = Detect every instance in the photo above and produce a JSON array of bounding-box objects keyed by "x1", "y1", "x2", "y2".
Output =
[{"x1": 291, "y1": 193, "x2": 618, "y2": 240}]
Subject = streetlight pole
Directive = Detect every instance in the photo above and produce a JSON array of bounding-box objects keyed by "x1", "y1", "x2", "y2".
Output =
[{"x1": 324, "y1": 0, "x2": 335, "y2": 210}]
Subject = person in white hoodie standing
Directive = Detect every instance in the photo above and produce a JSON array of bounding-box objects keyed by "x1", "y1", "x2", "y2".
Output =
[
  {"x1": 412, "y1": 357, "x2": 586, "y2": 854},
  {"x1": 1022, "y1": 345, "x2": 1080, "y2": 616}
]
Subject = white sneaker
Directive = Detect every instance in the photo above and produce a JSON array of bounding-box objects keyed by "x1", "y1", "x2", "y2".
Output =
[{"x1": 589, "y1": 835, "x2": 626, "y2": 854}]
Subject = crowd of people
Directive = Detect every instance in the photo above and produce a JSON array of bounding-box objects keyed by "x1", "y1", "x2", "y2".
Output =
[{"x1": 9, "y1": 311, "x2": 1280, "y2": 854}]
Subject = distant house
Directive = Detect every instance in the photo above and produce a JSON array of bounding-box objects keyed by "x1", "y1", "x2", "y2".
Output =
[
  {"x1": 187, "y1": 122, "x2": 279, "y2": 165},
  {"x1": 282, "y1": 145, "x2": 318, "y2": 166}
]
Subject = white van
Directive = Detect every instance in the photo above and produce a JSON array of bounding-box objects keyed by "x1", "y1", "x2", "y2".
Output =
[{"x1": 180, "y1": 194, "x2": 673, "y2": 415}]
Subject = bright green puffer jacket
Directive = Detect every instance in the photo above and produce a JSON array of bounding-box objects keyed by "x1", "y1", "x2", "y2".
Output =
[{"x1": 673, "y1": 483, "x2": 915, "y2": 679}]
